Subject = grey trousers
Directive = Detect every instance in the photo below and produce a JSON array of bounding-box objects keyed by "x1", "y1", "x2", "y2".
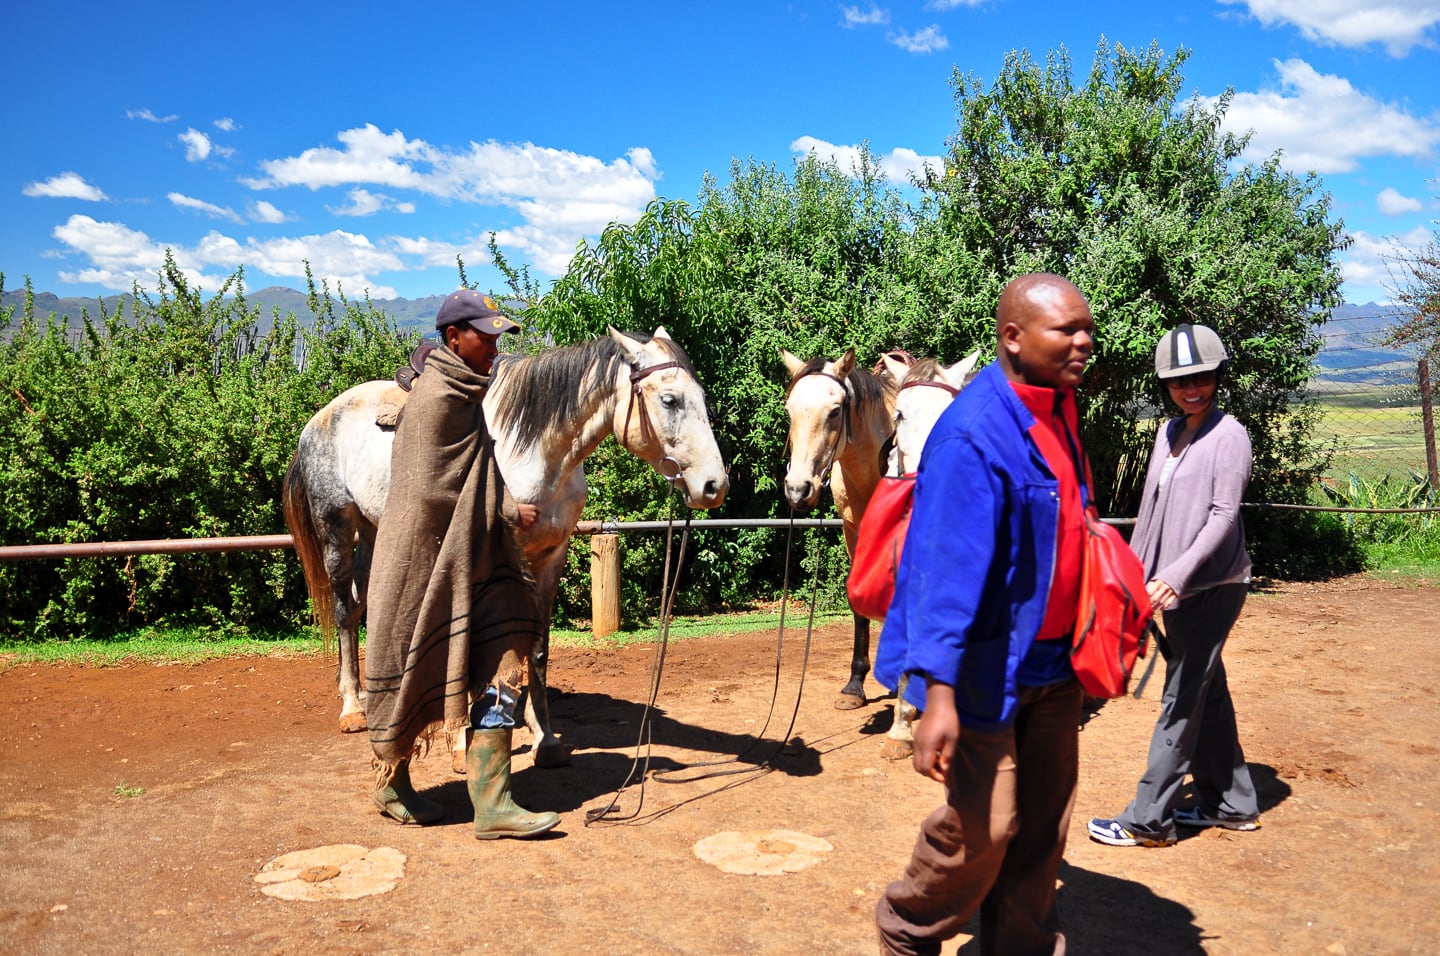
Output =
[
  {"x1": 1117, "y1": 583, "x2": 1258, "y2": 841},
  {"x1": 876, "y1": 678, "x2": 1083, "y2": 956}
]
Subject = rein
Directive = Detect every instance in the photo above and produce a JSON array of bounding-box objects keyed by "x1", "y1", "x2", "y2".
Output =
[
  {"x1": 899, "y1": 377, "x2": 960, "y2": 397},
  {"x1": 585, "y1": 499, "x2": 823, "y2": 827}
]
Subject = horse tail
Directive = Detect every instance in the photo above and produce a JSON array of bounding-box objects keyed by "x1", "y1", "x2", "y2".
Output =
[{"x1": 282, "y1": 451, "x2": 338, "y2": 653}]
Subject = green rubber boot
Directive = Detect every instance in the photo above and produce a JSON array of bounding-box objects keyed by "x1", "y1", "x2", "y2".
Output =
[
  {"x1": 372, "y1": 758, "x2": 445, "y2": 825},
  {"x1": 467, "y1": 728, "x2": 559, "y2": 840}
]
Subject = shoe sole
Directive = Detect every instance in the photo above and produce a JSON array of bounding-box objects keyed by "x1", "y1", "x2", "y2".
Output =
[
  {"x1": 1087, "y1": 829, "x2": 1175, "y2": 848},
  {"x1": 1176, "y1": 810, "x2": 1259, "y2": 831}
]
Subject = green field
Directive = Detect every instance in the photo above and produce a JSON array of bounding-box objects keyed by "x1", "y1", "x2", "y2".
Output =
[{"x1": 1311, "y1": 383, "x2": 1435, "y2": 481}]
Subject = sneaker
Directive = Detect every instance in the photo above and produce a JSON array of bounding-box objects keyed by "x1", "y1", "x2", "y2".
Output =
[
  {"x1": 1174, "y1": 806, "x2": 1260, "y2": 831},
  {"x1": 1087, "y1": 817, "x2": 1176, "y2": 847}
]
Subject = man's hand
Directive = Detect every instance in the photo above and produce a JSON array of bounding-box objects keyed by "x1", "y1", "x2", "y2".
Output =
[
  {"x1": 515, "y1": 502, "x2": 539, "y2": 529},
  {"x1": 912, "y1": 681, "x2": 960, "y2": 784}
]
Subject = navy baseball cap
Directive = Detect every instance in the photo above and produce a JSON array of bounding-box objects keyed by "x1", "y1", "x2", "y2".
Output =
[{"x1": 435, "y1": 289, "x2": 521, "y2": 335}]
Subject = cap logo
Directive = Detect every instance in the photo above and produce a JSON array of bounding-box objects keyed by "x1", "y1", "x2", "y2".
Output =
[
  {"x1": 1172, "y1": 324, "x2": 1196, "y2": 368},
  {"x1": 483, "y1": 295, "x2": 498, "y2": 310},
  {"x1": 492, "y1": 318, "x2": 504, "y2": 329}
]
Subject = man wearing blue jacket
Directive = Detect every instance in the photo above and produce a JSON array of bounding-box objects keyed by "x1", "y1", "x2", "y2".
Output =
[{"x1": 875, "y1": 273, "x2": 1094, "y2": 956}]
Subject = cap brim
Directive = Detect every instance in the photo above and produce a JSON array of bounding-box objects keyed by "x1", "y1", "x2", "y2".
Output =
[
  {"x1": 1157, "y1": 360, "x2": 1223, "y2": 379},
  {"x1": 462, "y1": 316, "x2": 520, "y2": 335}
]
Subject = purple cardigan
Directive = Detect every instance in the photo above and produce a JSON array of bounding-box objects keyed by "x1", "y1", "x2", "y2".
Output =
[{"x1": 1130, "y1": 406, "x2": 1251, "y2": 597}]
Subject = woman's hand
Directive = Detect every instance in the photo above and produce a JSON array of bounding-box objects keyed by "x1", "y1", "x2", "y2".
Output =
[
  {"x1": 1147, "y1": 578, "x2": 1178, "y2": 611},
  {"x1": 515, "y1": 502, "x2": 539, "y2": 529}
]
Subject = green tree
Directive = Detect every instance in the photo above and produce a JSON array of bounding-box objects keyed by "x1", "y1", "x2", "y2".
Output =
[
  {"x1": 0, "y1": 260, "x2": 416, "y2": 640},
  {"x1": 916, "y1": 40, "x2": 1349, "y2": 575}
]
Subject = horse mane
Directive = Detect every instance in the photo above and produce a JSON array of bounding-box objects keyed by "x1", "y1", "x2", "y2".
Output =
[
  {"x1": 490, "y1": 332, "x2": 696, "y2": 453},
  {"x1": 785, "y1": 355, "x2": 895, "y2": 409},
  {"x1": 902, "y1": 357, "x2": 940, "y2": 385}
]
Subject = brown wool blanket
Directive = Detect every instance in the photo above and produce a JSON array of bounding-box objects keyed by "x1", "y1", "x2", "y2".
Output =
[{"x1": 363, "y1": 345, "x2": 543, "y2": 770}]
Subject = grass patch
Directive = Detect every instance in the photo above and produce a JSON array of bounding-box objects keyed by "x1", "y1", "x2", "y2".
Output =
[
  {"x1": 1, "y1": 607, "x2": 853, "y2": 667},
  {"x1": 0, "y1": 625, "x2": 321, "y2": 667},
  {"x1": 550, "y1": 604, "x2": 852, "y2": 647}
]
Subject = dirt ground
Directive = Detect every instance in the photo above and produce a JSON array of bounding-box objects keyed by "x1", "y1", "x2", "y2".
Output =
[{"x1": 2, "y1": 575, "x2": 1437, "y2": 955}]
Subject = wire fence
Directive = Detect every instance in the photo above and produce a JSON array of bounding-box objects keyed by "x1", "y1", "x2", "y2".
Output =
[{"x1": 1310, "y1": 312, "x2": 1438, "y2": 487}]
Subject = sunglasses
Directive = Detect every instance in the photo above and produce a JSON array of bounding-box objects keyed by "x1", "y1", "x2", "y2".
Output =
[{"x1": 1165, "y1": 370, "x2": 1216, "y2": 388}]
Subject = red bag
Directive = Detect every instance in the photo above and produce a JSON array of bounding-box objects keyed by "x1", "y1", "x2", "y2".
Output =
[
  {"x1": 1072, "y1": 507, "x2": 1155, "y2": 698},
  {"x1": 846, "y1": 474, "x2": 916, "y2": 621}
]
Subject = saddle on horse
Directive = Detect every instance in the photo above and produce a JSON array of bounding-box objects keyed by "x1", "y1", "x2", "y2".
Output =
[{"x1": 395, "y1": 341, "x2": 440, "y2": 392}]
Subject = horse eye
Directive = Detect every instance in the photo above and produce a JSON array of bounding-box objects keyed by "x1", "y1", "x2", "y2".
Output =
[
  {"x1": 895, "y1": 411, "x2": 906, "y2": 424},
  {"x1": 827, "y1": 407, "x2": 842, "y2": 421},
  {"x1": 660, "y1": 393, "x2": 679, "y2": 409}
]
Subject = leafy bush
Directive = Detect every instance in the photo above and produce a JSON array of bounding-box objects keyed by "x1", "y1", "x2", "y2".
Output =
[{"x1": 0, "y1": 261, "x2": 416, "y2": 640}]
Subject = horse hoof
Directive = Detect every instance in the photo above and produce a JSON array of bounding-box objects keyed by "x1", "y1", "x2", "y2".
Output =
[
  {"x1": 879, "y1": 738, "x2": 914, "y2": 761},
  {"x1": 339, "y1": 712, "x2": 368, "y2": 733},
  {"x1": 533, "y1": 742, "x2": 573, "y2": 769},
  {"x1": 833, "y1": 693, "x2": 865, "y2": 711}
]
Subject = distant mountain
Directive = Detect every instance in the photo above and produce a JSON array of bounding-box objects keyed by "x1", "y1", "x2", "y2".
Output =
[
  {"x1": 2, "y1": 288, "x2": 1418, "y2": 378},
  {"x1": 0, "y1": 286, "x2": 445, "y2": 333}
]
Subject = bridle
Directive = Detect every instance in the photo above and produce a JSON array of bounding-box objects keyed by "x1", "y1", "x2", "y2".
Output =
[
  {"x1": 783, "y1": 368, "x2": 854, "y2": 475},
  {"x1": 622, "y1": 359, "x2": 686, "y2": 485}
]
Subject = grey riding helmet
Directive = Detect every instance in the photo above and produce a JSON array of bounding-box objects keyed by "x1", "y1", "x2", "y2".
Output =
[{"x1": 1154, "y1": 324, "x2": 1228, "y2": 379}]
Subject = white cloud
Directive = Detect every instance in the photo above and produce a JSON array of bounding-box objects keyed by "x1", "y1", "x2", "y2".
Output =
[
  {"x1": 249, "y1": 200, "x2": 288, "y2": 224},
  {"x1": 242, "y1": 125, "x2": 658, "y2": 276},
  {"x1": 52, "y1": 213, "x2": 411, "y2": 300},
  {"x1": 890, "y1": 24, "x2": 948, "y2": 52},
  {"x1": 1377, "y1": 187, "x2": 1424, "y2": 215},
  {"x1": 327, "y1": 188, "x2": 416, "y2": 217},
  {"x1": 168, "y1": 192, "x2": 245, "y2": 224},
  {"x1": 1219, "y1": 0, "x2": 1440, "y2": 57},
  {"x1": 180, "y1": 128, "x2": 213, "y2": 162},
  {"x1": 1210, "y1": 59, "x2": 1440, "y2": 173},
  {"x1": 214, "y1": 117, "x2": 237, "y2": 132},
  {"x1": 22, "y1": 172, "x2": 108, "y2": 201},
  {"x1": 841, "y1": 4, "x2": 890, "y2": 27},
  {"x1": 1340, "y1": 224, "x2": 1434, "y2": 301},
  {"x1": 126, "y1": 108, "x2": 177, "y2": 123},
  {"x1": 791, "y1": 136, "x2": 943, "y2": 183}
]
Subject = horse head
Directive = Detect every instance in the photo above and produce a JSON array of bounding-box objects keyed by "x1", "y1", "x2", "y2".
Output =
[
  {"x1": 891, "y1": 351, "x2": 982, "y2": 475},
  {"x1": 781, "y1": 347, "x2": 877, "y2": 512},
  {"x1": 609, "y1": 326, "x2": 729, "y2": 510}
]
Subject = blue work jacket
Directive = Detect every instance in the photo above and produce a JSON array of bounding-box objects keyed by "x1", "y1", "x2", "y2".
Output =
[{"x1": 873, "y1": 362, "x2": 1074, "y2": 733}]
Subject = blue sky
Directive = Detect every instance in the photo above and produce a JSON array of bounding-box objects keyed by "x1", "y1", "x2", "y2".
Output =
[{"x1": 5, "y1": 1, "x2": 1438, "y2": 306}]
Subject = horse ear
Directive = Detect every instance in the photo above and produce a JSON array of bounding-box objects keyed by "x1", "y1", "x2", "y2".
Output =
[
  {"x1": 833, "y1": 349, "x2": 856, "y2": 380},
  {"x1": 880, "y1": 352, "x2": 911, "y2": 385},
  {"x1": 781, "y1": 348, "x2": 805, "y2": 378},
  {"x1": 652, "y1": 325, "x2": 672, "y2": 341},
  {"x1": 609, "y1": 326, "x2": 643, "y2": 363},
  {"x1": 947, "y1": 350, "x2": 982, "y2": 388}
]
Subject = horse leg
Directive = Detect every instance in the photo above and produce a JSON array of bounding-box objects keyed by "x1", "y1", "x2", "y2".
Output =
[
  {"x1": 879, "y1": 671, "x2": 918, "y2": 761},
  {"x1": 330, "y1": 516, "x2": 370, "y2": 734},
  {"x1": 523, "y1": 553, "x2": 572, "y2": 768},
  {"x1": 835, "y1": 612, "x2": 870, "y2": 709}
]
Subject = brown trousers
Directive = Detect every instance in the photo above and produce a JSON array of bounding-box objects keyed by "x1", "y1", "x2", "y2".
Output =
[{"x1": 876, "y1": 678, "x2": 1083, "y2": 956}]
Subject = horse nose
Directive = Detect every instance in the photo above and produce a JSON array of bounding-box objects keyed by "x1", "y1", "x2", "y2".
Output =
[
  {"x1": 785, "y1": 478, "x2": 814, "y2": 510},
  {"x1": 703, "y1": 477, "x2": 726, "y2": 502}
]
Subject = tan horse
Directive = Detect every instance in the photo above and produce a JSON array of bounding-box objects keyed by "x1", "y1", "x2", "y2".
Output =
[
  {"x1": 284, "y1": 328, "x2": 728, "y2": 770},
  {"x1": 780, "y1": 348, "x2": 907, "y2": 711}
]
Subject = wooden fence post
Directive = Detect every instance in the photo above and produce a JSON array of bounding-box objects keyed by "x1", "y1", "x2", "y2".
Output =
[
  {"x1": 1420, "y1": 358, "x2": 1438, "y2": 492},
  {"x1": 590, "y1": 533, "x2": 621, "y2": 638}
]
